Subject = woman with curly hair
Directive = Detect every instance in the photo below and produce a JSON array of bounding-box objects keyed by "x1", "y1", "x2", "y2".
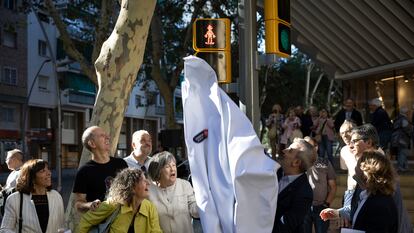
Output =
[
  {"x1": 350, "y1": 150, "x2": 398, "y2": 233},
  {"x1": 0, "y1": 159, "x2": 64, "y2": 233},
  {"x1": 78, "y1": 168, "x2": 162, "y2": 233}
]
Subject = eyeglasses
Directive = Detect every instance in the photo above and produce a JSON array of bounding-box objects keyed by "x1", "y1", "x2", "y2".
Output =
[{"x1": 349, "y1": 138, "x2": 365, "y2": 145}]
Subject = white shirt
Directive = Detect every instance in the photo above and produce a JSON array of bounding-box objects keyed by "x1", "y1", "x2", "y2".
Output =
[
  {"x1": 123, "y1": 153, "x2": 150, "y2": 171},
  {"x1": 4, "y1": 170, "x2": 20, "y2": 190},
  {"x1": 278, "y1": 173, "x2": 302, "y2": 193},
  {"x1": 340, "y1": 146, "x2": 357, "y2": 190},
  {"x1": 148, "y1": 178, "x2": 198, "y2": 233}
]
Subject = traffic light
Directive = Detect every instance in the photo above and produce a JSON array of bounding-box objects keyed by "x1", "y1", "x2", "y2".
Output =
[
  {"x1": 195, "y1": 51, "x2": 231, "y2": 83},
  {"x1": 264, "y1": 0, "x2": 290, "y2": 24},
  {"x1": 193, "y1": 18, "x2": 232, "y2": 83},
  {"x1": 265, "y1": 20, "x2": 291, "y2": 57},
  {"x1": 264, "y1": 0, "x2": 291, "y2": 57}
]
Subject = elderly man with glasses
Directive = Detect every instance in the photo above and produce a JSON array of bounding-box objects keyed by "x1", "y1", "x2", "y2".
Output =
[{"x1": 320, "y1": 124, "x2": 412, "y2": 233}]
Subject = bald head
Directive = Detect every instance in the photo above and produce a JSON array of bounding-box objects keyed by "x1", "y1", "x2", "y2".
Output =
[
  {"x1": 82, "y1": 126, "x2": 100, "y2": 151},
  {"x1": 6, "y1": 149, "x2": 24, "y2": 170}
]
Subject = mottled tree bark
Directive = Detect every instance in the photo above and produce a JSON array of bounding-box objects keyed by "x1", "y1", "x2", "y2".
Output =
[{"x1": 64, "y1": 0, "x2": 156, "y2": 229}]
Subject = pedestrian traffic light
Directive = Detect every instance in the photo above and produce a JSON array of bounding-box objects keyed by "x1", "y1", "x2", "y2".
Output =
[
  {"x1": 265, "y1": 19, "x2": 291, "y2": 57},
  {"x1": 195, "y1": 51, "x2": 231, "y2": 84},
  {"x1": 193, "y1": 18, "x2": 230, "y2": 51},
  {"x1": 193, "y1": 18, "x2": 232, "y2": 83},
  {"x1": 264, "y1": 0, "x2": 291, "y2": 57},
  {"x1": 264, "y1": 0, "x2": 290, "y2": 24}
]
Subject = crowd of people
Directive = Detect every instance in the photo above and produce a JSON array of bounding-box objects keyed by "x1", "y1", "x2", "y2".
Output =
[
  {"x1": 0, "y1": 126, "x2": 198, "y2": 233},
  {"x1": 0, "y1": 97, "x2": 412, "y2": 233},
  {"x1": 266, "y1": 98, "x2": 413, "y2": 173}
]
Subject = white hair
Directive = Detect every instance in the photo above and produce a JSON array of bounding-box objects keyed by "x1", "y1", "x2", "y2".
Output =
[
  {"x1": 132, "y1": 130, "x2": 150, "y2": 142},
  {"x1": 400, "y1": 106, "x2": 409, "y2": 115},
  {"x1": 369, "y1": 98, "x2": 382, "y2": 107}
]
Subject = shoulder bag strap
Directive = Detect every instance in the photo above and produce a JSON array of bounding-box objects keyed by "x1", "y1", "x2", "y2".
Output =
[
  {"x1": 100, "y1": 204, "x2": 121, "y2": 232},
  {"x1": 18, "y1": 192, "x2": 23, "y2": 233}
]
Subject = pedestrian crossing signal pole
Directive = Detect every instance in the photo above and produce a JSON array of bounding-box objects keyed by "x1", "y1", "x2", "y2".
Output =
[
  {"x1": 193, "y1": 18, "x2": 232, "y2": 83},
  {"x1": 264, "y1": 0, "x2": 292, "y2": 57}
]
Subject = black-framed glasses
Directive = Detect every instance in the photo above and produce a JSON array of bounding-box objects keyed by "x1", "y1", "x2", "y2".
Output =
[{"x1": 349, "y1": 138, "x2": 365, "y2": 145}]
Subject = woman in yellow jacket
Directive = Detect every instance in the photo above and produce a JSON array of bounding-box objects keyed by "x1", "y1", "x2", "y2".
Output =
[{"x1": 78, "y1": 168, "x2": 162, "y2": 233}]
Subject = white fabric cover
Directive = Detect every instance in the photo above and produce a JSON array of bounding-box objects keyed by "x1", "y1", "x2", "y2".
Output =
[{"x1": 181, "y1": 56, "x2": 280, "y2": 233}]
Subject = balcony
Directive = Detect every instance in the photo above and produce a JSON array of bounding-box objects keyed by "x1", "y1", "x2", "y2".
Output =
[{"x1": 61, "y1": 89, "x2": 95, "y2": 107}]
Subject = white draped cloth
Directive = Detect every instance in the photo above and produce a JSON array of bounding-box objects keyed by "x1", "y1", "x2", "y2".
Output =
[{"x1": 181, "y1": 56, "x2": 280, "y2": 233}]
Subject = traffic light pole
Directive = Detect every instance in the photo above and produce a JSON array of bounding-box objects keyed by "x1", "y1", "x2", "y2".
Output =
[{"x1": 238, "y1": 0, "x2": 260, "y2": 135}]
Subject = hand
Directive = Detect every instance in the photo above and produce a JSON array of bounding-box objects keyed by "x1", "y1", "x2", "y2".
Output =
[
  {"x1": 89, "y1": 199, "x2": 101, "y2": 211},
  {"x1": 320, "y1": 208, "x2": 339, "y2": 221},
  {"x1": 339, "y1": 216, "x2": 351, "y2": 228}
]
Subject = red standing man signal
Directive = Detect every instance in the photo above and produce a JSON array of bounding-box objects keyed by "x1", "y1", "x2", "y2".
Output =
[{"x1": 204, "y1": 24, "x2": 216, "y2": 45}]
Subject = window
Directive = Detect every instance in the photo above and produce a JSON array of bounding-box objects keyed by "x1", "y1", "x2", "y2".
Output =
[
  {"x1": 157, "y1": 94, "x2": 165, "y2": 107},
  {"x1": 1, "y1": 67, "x2": 17, "y2": 85},
  {"x1": 30, "y1": 108, "x2": 50, "y2": 128},
  {"x1": 0, "y1": 106, "x2": 14, "y2": 123},
  {"x1": 38, "y1": 75, "x2": 49, "y2": 91},
  {"x1": 135, "y1": 95, "x2": 142, "y2": 108},
  {"x1": 135, "y1": 95, "x2": 147, "y2": 108},
  {"x1": 37, "y1": 12, "x2": 50, "y2": 23},
  {"x1": 63, "y1": 112, "x2": 76, "y2": 129},
  {"x1": 3, "y1": 0, "x2": 16, "y2": 10},
  {"x1": 2, "y1": 30, "x2": 17, "y2": 48},
  {"x1": 38, "y1": 40, "x2": 48, "y2": 57}
]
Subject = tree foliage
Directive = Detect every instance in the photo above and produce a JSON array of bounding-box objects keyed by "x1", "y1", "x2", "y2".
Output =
[
  {"x1": 259, "y1": 50, "x2": 341, "y2": 118},
  {"x1": 143, "y1": 0, "x2": 239, "y2": 129}
]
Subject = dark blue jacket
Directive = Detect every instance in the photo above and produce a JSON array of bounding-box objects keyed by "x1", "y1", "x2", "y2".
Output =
[
  {"x1": 353, "y1": 193, "x2": 398, "y2": 233},
  {"x1": 272, "y1": 173, "x2": 313, "y2": 233}
]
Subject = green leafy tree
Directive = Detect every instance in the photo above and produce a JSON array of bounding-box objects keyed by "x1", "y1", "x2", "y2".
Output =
[{"x1": 144, "y1": 0, "x2": 239, "y2": 129}]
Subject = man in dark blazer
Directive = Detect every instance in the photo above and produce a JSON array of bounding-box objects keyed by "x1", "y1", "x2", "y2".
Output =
[
  {"x1": 272, "y1": 138, "x2": 315, "y2": 233},
  {"x1": 334, "y1": 98, "x2": 363, "y2": 132}
]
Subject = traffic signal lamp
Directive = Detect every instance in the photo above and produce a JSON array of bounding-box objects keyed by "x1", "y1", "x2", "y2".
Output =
[
  {"x1": 193, "y1": 18, "x2": 232, "y2": 83},
  {"x1": 264, "y1": 0, "x2": 292, "y2": 57},
  {"x1": 195, "y1": 51, "x2": 231, "y2": 83},
  {"x1": 265, "y1": 20, "x2": 291, "y2": 57},
  {"x1": 193, "y1": 18, "x2": 230, "y2": 51}
]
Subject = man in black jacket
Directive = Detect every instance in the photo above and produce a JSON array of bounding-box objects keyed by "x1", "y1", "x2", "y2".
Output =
[
  {"x1": 272, "y1": 138, "x2": 315, "y2": 233},
  {"x1": 334, "y1": 98, "x2": 363, "y2": 132},
  {"x1": 368, "y1": 98, "x2": 392, "y2": 150}
]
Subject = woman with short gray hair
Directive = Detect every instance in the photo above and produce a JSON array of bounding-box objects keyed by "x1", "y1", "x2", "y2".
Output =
[{"x1": 148, "y1": 151, "x2": 199, "y2": 233}]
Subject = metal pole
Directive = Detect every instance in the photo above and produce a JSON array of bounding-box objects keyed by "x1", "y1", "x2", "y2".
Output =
[
  {"x1": 238, "y1": 0, "x2": 260, "y2": 134},
  {"x1": 305, "y1": 63, "x2": 314, "y2": 107},
  {"x1": 21, "y1": 58, "x2": 51, "y2": 157},
  {"x1": 31, "y1": 6, "x2": 62, "y2": 192},
  {"x1": 310, "y1": 73, "x2": 324, "y2": 105}
]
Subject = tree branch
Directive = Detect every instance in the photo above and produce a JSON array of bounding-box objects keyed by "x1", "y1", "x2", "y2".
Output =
[
  {"x1": 91, "y1": 0, "x2": 113, "y2": 63},
  {"x1": 169, "y1": 0, "x2": 208, "y2": 88},
  {"x1": 44, "y1": 0, "x2": 97, "y2": 85}
]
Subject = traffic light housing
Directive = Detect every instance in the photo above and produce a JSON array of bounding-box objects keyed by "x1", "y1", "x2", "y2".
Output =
[
  {"x1": 264, "y1": 0, "x2": 291, "y2": 24},
  {"x1": 195, "y1": 51, "x2": 231, "y2": 83},
  {"x1": 264, "y1": 0, "x2": 291, "y2": 57},
  {"x1": 265, "y1": 20, "x2": 291, "y2": 57},
  {"x1": 193, "y1": 18, "x2": 232, "y2": 83}
]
